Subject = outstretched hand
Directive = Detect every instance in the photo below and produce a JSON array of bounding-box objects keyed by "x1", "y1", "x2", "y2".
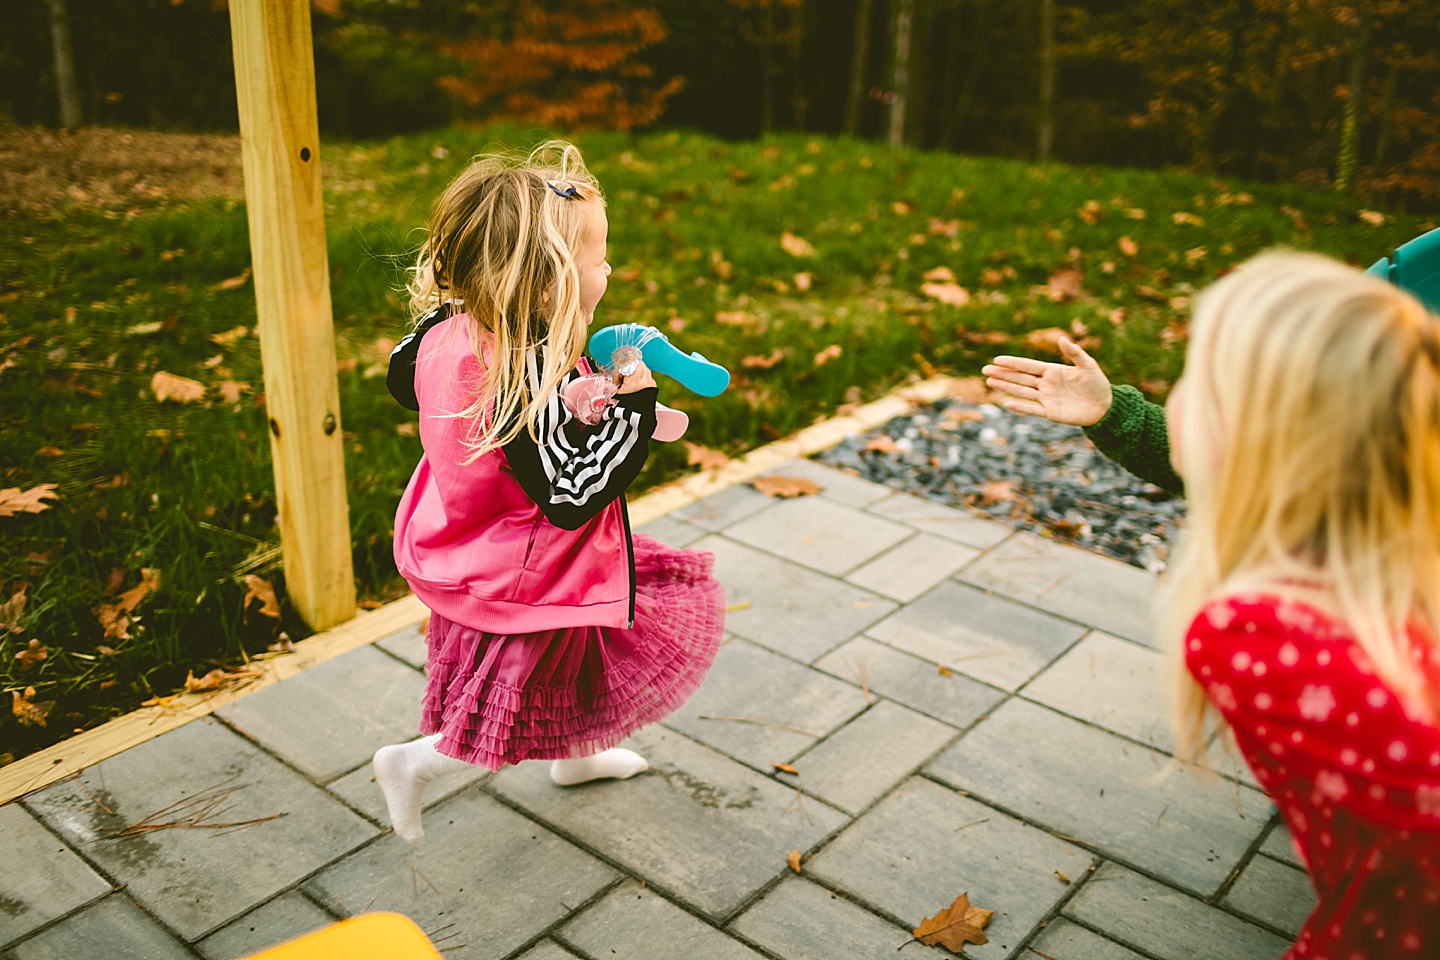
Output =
[{"x1": 982, "y1": 336, "x2": 1113, "y2": 427}]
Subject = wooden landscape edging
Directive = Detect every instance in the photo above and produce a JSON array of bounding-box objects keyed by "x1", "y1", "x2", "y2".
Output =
[{"x1": 0, "y1": 374, "x2": 964, "y2": 806}]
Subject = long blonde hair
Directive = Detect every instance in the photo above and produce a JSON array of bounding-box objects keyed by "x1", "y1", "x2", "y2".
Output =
[
  {"x1": 1166, "y1": 250, "x2": 1440, "y2": 761},
  {"x1": 408, "y1": 140, "x2": 604, "y2": 460}
]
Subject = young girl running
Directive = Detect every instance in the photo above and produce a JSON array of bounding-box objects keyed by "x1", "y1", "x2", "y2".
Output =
[
  {"x1": 372, "y1": 142, "x2": 725, "y2": 843},
  {"x1": 1162, "y1": 252, "x2": 1440, "y2": 958}
]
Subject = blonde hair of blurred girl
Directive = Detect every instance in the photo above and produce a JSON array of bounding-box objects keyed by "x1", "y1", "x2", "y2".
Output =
[
  {"x1": 408, "y1": 140, "x2": 603, "y2": 462},
  {"x1": 1165, "y1": 250, "x2": 1440, "y2": 762}
]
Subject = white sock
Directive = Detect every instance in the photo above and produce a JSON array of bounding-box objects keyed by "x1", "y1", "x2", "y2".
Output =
[
  {"x1": 550, "y1": 748, "x2": 649, "y2": 787},
  {"x1": 372, "y1": 734, "x2": 473, "y2": 843}
]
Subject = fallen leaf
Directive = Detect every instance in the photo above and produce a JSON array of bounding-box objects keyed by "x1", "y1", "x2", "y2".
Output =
[
  {"x1": 1118, "y1": 236, "x2": 1139, "y2": 257},
  {"x1": 184, "y1": 667, "x2": 262, "y2": 694},
  {"x1": 742, "y1": 349, "x2": 787, "y2": 369},
  {"x1": 395, "y1": 421, "x2": 417, "y2": 437},
  {"x1": 1044, "y1": 268, "x2": 1083, "y2": 302},
  {"x1": 211, "y1": 267, "x2": 252, "y2": 291},
  {"x1": 751, "y1": 476, "x2": 822, "y2": 498},
  {"x1": 794, "y1": 272, "x2": 813, "y2": 292},
  {"x1": 1077, "y1": 200, "x2": 1102, "y2": 224},
  {"x1": 923, "y1": 266, "x2": 957, "y2": 283},
  {"x1": 243, "y1": 575, "x2": 281, "y2": 620},
  {"x1": 1023, "y1": 328, "x2": 1068, "y2": 353},
  {"x1": 15, "y1": 639, "x2": 47, "y2": 672},
  {"x1": 0, "y1": 484, "x2": 59, "y2": 517},
  {"x1": 787, "y1": 849, "x2": 803, "y2": 873},
  {"x1": 813, "y1": 344, "x2": 843, "y2": 367},
  {"x1": 1358, "y1": 209, "x2": 1386, "y2": 225},
  {"x1": 151, "y1": 370, "x2": 206, "y2": 403},
  {"x1": 1171, "y1": 211, "x2": 1204, "y2": 226},
  {"x1": 667, "y1": 318, "x2": 687, "y2": 333},
  {"x1": 938, "y1": 665, "x2": 953, "y2": 676},
  {"x1": 1281, "y1": 206, "x2": 1310, "y2": 231},
  {"x1": 921, "y1": 282, "x2": 971, "y2": 307},
  {"x1": 12, "y1": 687, "x2": 54, "y2": 727},
  {"x1": 32, "y1": 445, "x2": 61, "y2": 457},
  {"x1": 773, "y1": 762, "x2": 799, "y2": 775},
  {"x1": 979, "y1": 479, "x2": 1020, "y2": 504},
  {"x1": 0, "y1": 587, "x2": 26, "y2": 633},
  {"x1": 126, "y1": 321, "x2": 164, "y2": 336},
  {"x1": 715, "y1": 310, "x2": 758, "y2": 327},
  {"x1": 210, "y1": 326, "x2": 249, "y2": 346},
  {"x1": 948, "y1": 378, "x2": 990, "y2": 404},
  {"x1": 1054, "y1": 870, "x2": 1072, "y2": 884},
  {"x1": 1185, "y1": 247, "x2": 1207, "y2": 264},
  {"x1": 217, "y1": 381, "x2": 247, "y2": 404},
  {"x1": 912, "y1": 893, "x2": 994, "y2": 954},
  {"x1": 685, "y1": 442, "x2": 730, "y2": 471},
  {"x1": 93, "y1": 568, "x2": 161, "y2": 641},
  {"x1": 928, "y1": 218, "x2": 961, "y2": 237},
  {"x1": 1125, "y1": 207, "x2": 1147, "y2": 219},
  {"x1": 780, "y1": 231, "x2": 815, "y2": 257},
  {"x1": 866, "y1": 435, "x2": 896, "y2": 453}
]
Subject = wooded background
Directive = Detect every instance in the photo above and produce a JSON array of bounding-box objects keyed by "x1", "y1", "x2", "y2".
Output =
[{"x1": 6, "y1": 0, "x2": 1440, "y2": 208}]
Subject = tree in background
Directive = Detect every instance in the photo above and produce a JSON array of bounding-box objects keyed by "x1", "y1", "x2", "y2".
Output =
[
  {"x1": 46, "y1": 0, "x2": 81, "y2": 129},
  {"x1": 725, "y1": 0, "x2": 807, "y2": 135},
  {"x1": 439, "y1": 0, "x2": 680, "y2": 130}
]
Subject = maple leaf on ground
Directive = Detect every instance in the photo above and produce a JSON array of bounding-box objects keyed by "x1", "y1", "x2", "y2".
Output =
[
  {"x1": 921, "y1": 282, "x2": 971, "y2": 307},
  {"x1": 151, "y1": 370, "x2": 206, "y2": 403},
  {"x1": 780, "y1": 231, "x2": 815, "y2": 257},
  {"x1": 243, "y1": 575, "x2": 281, "y2": 620},
  {"x1": 211, "y1": 267, "x2": 252, "y2": 291},
  {"x1": 93, "y1": 568, "x2": 161, "y2": 641},
  {"x1": 0, "y1": 484, "x2": 59, "y2": 518},
  {"x1": 0, "y1": 587, "x2": 26, "y2": 633},
  {"x1": 911, "y1": 893, "x2": 994, "y2": 954},
  {"x1": 12, "y1": 687, "x2": 54, "y2": 728},
  {"x1": 751, "y1": 476, "x2": 822, "y2": 498},
  {"x1": 15, "y1": 639, "x2": 48, "y2": 672},
  {"x1": 685, "y1": 442, "x2": 730, "y2": 471}
]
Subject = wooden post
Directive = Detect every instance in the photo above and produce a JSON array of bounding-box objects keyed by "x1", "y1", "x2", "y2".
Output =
[{"x1": 228, "y1": 0, "x2": 356, "y2": 630}]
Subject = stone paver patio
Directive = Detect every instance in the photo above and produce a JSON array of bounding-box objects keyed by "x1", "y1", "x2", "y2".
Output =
[{"x1": 0, "y1": 459, "x2": 1315, "y2": 960}]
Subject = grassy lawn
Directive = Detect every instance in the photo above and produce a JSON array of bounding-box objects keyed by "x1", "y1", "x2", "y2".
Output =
[{"x1": 1, "y1": 123, "x2": 1432, "y2": 761}]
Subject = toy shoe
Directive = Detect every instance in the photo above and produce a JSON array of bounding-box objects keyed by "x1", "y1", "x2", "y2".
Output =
[{"x1": 589, "y1": 323, "x2": 731, "y2": 397}]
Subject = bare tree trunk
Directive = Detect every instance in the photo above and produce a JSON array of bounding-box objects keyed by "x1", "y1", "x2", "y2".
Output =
[
  {"x1": 1335, "y1": 13, "x2": 1369, "y2": 194},
  {"x1": 790, "y1": 1, "x2": 808, "y2": 130},
  {"x1": 1037, "y1": 0, "x2": 1055, "y2": 162},
  {"x1": 888, "y1": 0, "x2": 913, "y2": 146},
  {"x1": 1372, "y1": 60, "x2": 1398, "y2": 171},
  {"x1": 48, "y1": 0, "x2": 82, "y2": 129},
  {"x1": 760, "y1": 2, "x2": 776, "y2": 134},
  {"x1": 843, "y1": 0, "x2": 874, "y2": 136}
]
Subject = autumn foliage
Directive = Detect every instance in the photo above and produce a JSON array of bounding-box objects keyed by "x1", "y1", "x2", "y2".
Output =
[{"x1": 439, "y1": 0, "x2": 681, "y2": 130}]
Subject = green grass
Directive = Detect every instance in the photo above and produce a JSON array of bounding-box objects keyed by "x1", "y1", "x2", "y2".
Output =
[{"x1": 1, "y1": 123, "x2": 1431, "y2": 761}]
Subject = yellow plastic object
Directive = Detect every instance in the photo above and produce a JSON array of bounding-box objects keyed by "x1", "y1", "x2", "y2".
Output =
[{"x1": 243, "y1": 913, "x2": 443, "y2": 959}]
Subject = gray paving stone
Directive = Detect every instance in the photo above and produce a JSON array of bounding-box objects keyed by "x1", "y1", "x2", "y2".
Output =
[
  {"x1": 8, "y1": 895, "x2": 191, "y2": 960},
  {"x1": 559, "y1": 882, "x2": 762, "y2": 960},
  {"x1": 807, "y1": 777, "x2": 1090, "y2": 960},
  {"x1": 864, "y1": 491, "x2": 1012, "y2": 549},
  {"x1": 814, "y1": 636, "x2": 1005, "y2": 730},
  {"x1": 517, "y1": 941, "x2": 584, "y2": 960},
  {"x1": 667, "y1": 638, "x2": 869, "y2": 769},
  {"x1": 724, "y1": 496, "x2": 912, "y2": 576},
  {"x1": 375, "y1": 621, "x2": 427, "y2": 670},
  {"x1": 1260, "y1": 823, "x2": 1305, "y2": 869},
  {"x1": 674, "y1": 485, "x2": 773, "y2": 531},
  {"x1": 25, "y1": 718, "x2": 375, "y2": 942},
  {"x1": 764, "y1": 458, "x2": 894, "y2": 507},
  {"x1": 1222, "y1": 854, "x2": 1317, "y2": 937},
  {"x1": 637, "y1": 514, "x2": 709, "y2": 549},
  {"x1": 868, "y1": 580, "x2": 1086, "y2": 691},
  {"x1": 325, "y1": 745, "x2": 487, "y2": 826},
  {"x1": 217, "y1": 644, "x2": 427, "y2": 783},
  {"x1": 304, "y1": 789, "x2": 615, "y2": 959},
  {"x1": 194, "y1": 892, "x2": 334, "y2": 960},
  {"x1": 700, "y1": 536, "x2": 897, "y2": 662},
  {"x1": 730, "y1": 877, "x2": 909, "y2": 960},
  {"x1": 959, "y1": 533, "x2": 1157, "y2": 646},
  {"x1": 1021, "y1": 631, "x2": 1172, "y2": 752},
  {"x1": 845, "y1": 533, "x2": 980, "y2": 602},
  {"x1": 928, "y1": 699, "x2": 1270, "y2": 896},
  {"x1": 787, "y1": 701, "x2": 956, "y2": 814},
  {"x1": 490, "y1": 726, "x2": 847, "y2": 919},
  {"x1": 1028, "y1": 919, "x2": 1148, "y2": 960},
  {"x1": 0, "y1": 803, "x2": 110, "y2": 948},
  {"x1": 1064, "y1": 862, "x2": 1291, "y2": 960}
]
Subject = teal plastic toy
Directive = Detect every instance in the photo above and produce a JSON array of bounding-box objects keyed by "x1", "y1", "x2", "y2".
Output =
[
  {"x1": 1365, "y1": 226, "x2": 1440, "y2": 312},
  {"x1": 588, "y1": 323, "x2": 731, "y2": 397}
]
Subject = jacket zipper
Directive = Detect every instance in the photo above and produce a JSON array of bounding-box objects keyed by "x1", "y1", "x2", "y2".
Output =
[{"x1": 620, "y1": 498, "x2": 636, "y2": 628}]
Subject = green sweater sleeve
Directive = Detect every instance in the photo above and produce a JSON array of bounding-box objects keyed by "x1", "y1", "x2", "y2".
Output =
[{"x1": 1082, "y1": 384, "x2": 1185, "y2": 496}]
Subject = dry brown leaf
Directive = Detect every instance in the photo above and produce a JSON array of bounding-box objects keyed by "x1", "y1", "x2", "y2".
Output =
[
  {"x1": 217, "y1": 381, "x2": 246, "y2": 404},
  {"x1": 1118, "y1": 235, "x2": 1139, "y2": 257},
  {"x1": 793, "y1": 272, "x2": 813, "y2": 292},
  {"x1": 912, "y1": 893, "x2": 994, "y2": 954},
  {"x1": 243, "y1": 575, "x2": 281, "y2": 620},
  {"x1": 715, "y1": 310, "x2": 757, "y2": 327},
  {"x1": 395, "y1": 421, "x2": 417, "y2": 437},
  {"x1": 12, "y1": 686, "x2": 54, "y2": 727},
  {"x1": 923, "y1": 266, "x2": 957, "y2": 283},
  {"x1": 93, "y1": 568, "x2": 161, "y2": 641},
  {"x1": 151, "y1": 370, "x2": 206, "y2": 403},
  {"x1": 1023, "y1": 328, "x2": 1068, "y2": 353},
  {"x1": 36, "y1": 446, "x2": 64, "y2": 457},
  {"x1": 1044, "y1": 268, "x2": 1083, "y2": 302},
  {"x1": 751, "y1": 476, "x2": 822, "y2": 498},
  {"x1": 15, "y1": 639, "x2": 47, "y2": 672},
  {"x1": 866, "y1": 435, "x2": 896, "y2": 453},
  {"x1": 0, "y1": 588, "x2": 26, "y2": 633},
  {"x1": 126, "y1": 321, "x2": 164, "y2": 336},
  {"x1": 813, "y1": 344, "x2": 843, "y2": 367},
  {"x1": 780, "y1": 231, "x2": 815, "y2": 257},
  {"x1": 1172, "y1": 211, "x2": 1204, "y2": 226},
  {"x1": 938, "y1": 665, "x2": 953, "y2": 677},
  {"x1": 0, "y1": 485, "x2": 59, "y2": 518},
  {"x1": 184, "y1": 667, "x2": 262, "y2": 695},
  {"x1": 211, "y1": 267, "x2": 252, "y2": 291},
  {"x1": 948, "y1": 378, "x2": 990, "y2": 404},
  {"x1": 742, "y1": 349, "x2": 787, "y2": 370},
  {"x1": 892, "y1": 200, "x2": 914, "y2": 215},
  {"x1": 928, "y1": 218, "x2": 961, "y2": 237},
  {"x1": 773, "y1": 762, "x2": 799, "y2": 775},
  {"x1": 1054, "y1": 870, "x2": 1072, "y2": 885},
  {"x1": 685, "y1": 442, "x2": 730, "y2": 471},
  {"x1": 210, "y1": 326, "x2": 249, "y2": 347},
  {"x1": 921, "y1": 282, "x2": 971, "y2": 307},
  {"x1": 979, "y1": 479, "x2": 1020, "y2": 505},
  {"x1": 787, "y1": 849, "x2": 803, "y2": 874},
  {"x1": 1358, "y1": 209, "x2": 1387, "y2": 226},
  {"x1": 1077, "y1": 200, "x2": 1102, "y2": 224}
]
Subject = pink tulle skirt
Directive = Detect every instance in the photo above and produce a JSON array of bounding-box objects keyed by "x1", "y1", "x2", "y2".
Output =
[{"x1": 419, "y1": 534, "x2": 725, "y2": 770}]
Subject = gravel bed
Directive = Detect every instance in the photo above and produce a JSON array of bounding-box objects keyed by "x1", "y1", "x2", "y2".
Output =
[{"x1": 817, "y1": 398, "x2": 1185, "y2": 572}]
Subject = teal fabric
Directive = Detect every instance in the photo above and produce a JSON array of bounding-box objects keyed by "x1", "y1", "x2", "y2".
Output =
[{"x1": 1082, "y1": 384, "x2": 1184, "y2": 495}]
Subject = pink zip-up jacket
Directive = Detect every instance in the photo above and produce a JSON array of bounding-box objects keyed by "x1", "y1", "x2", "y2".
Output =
[{"x1": 392, "y1": 310, "x2": 657, "y2": 633}]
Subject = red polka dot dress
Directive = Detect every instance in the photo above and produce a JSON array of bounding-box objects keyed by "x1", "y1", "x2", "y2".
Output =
[{"x1": 1187, "y1": 595, "x2": 1440, "y2": 960}]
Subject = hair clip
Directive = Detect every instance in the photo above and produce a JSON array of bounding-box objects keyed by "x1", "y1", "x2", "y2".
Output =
[{"x1": 547, "y1": 179, "x2": 581, "y2": 199}]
